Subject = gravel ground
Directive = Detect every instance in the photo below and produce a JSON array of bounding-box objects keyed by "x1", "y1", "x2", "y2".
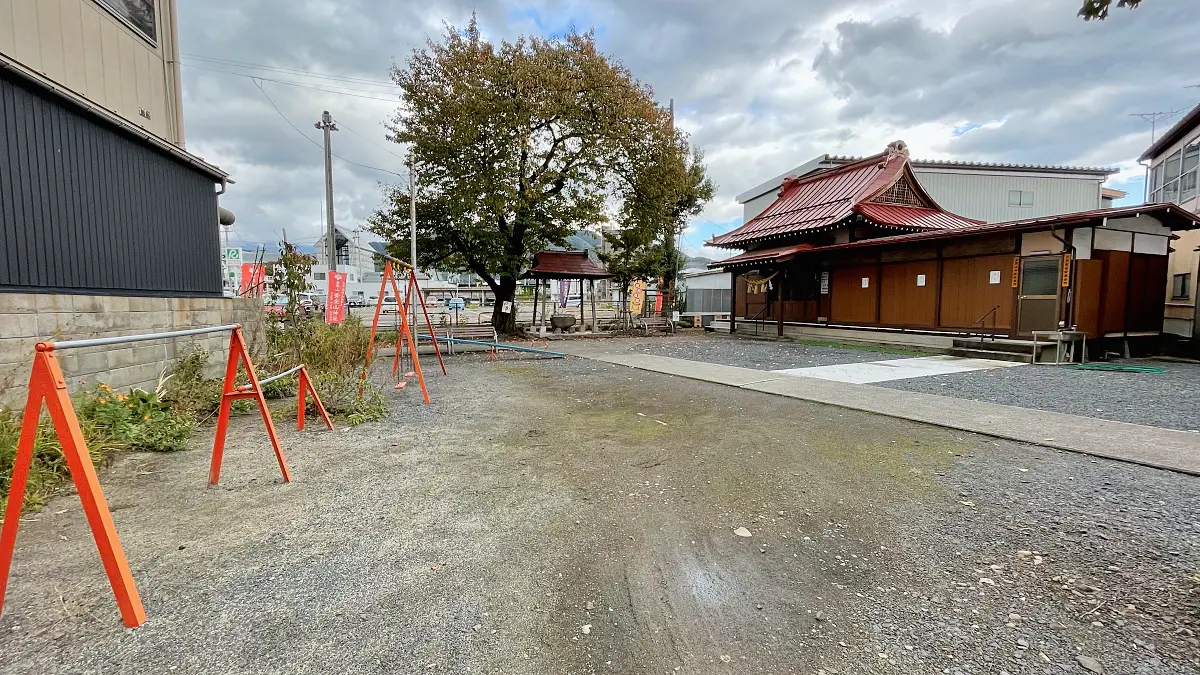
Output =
[
  {"x1": 618, "y1": 332, "x2": 922, "y2": 370},
  {"x1": 621, "y1": 333, "x2": 1200, "y2": 431},
  {"x1": 879, "y1": 359, "x2": 1200, "y2": 432},
  {"x1": 0, "y1": 355, "x2": 1197, "y2": 674}
]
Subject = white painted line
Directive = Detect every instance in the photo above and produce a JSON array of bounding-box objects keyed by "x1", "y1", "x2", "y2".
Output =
[{"x1": 773, "y1": 355, "x2": 1023, "y2": 384}]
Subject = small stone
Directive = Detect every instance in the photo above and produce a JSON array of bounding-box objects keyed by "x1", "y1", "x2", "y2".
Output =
[
  {"x1": 734, "y1": 527, "x2": 752, "y2": 538},
  {"x1": 585, "y1": 601, "x2": 595, "y2": 610},
  {"x1": 815, "y1": 611, "x2": 827, "y2": 622},
  {"x1": 1008, "y1": 613, "x2": 1021, "y2": 622},
  {"x1": 581, "y1": 624, "x2": 591, "y2": 635},
  {"x1": 719, "y1": 654, "x2": 732, "y2": 663},
  {"x1": 1016, "y1": 638, "x2": 1029, "y2": 649},
  {"x1": 1076, "y1": 655, "x2": 1105, "y2": 674},
  {"x1": 472, "y1": 624, "x2": 481, "y2": 631}
]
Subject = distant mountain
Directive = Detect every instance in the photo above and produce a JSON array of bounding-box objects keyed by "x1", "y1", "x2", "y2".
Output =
[{"x1": 685, "y1": 256, "x2": 713, "y2": 269}]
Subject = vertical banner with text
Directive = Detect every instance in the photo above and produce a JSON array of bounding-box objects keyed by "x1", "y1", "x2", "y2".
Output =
[{"x1": 325, "y1": 271, "x2": 347, "y2": 324}]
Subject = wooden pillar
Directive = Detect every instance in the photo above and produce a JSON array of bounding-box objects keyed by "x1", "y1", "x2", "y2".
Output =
[
  {"x1": 729, "y1": 270, "x2": 737, "y2": 333},
  {"x1": 590, "y1": 279, "x2": 597, "y2": 333},
  {"x1": 777, "y1": 269, "x2": 785, "y2": 338},
  {"x1": 579, "y1": 278, "x2": 585, "y2": 328}
]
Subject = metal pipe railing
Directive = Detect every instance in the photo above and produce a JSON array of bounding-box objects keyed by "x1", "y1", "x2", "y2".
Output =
[
  {"x1": 415, "y1": 334, "x2": 567, "y2": 358},
  {"x1": 256, "y1": 364, "x2": 304, "y2": 387},
  {"x1": 39, "y1": 324, "x2": 241, "y2": 351}
]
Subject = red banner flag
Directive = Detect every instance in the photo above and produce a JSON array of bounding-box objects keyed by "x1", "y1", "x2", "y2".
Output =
[
  {"x1": 239, "y1": 264, "x2": 265, "y2": 297},
  {"x1": 325, "y1": 271, "x2": 347, "y2": 324}
]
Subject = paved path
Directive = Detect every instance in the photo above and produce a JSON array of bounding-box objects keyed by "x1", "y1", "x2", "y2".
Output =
[
  {"x1": 555, "y1": 342, "x2": 1200, "y2": 476},
  {"x1": 772, "y1": 354, "x2": 1023, "y2": 384}
]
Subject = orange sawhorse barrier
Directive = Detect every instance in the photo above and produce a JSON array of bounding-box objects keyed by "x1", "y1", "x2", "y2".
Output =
[
  {"x1": 296, "y1": 366, "x2": 334, "y2": 432},
  {"x1": 209, "y1": 326, "x2": 292, "y2": 486},
  {"x1": 235, "y1": 363, "x2": 335, "y2": 432},
  {"x1": 0, "y1": 322, "x2": 291, "y2": 629},
  {"x1": 361, "y1": 260, "x2": 432, "y2": 404},
  {"x1": 0, "y1": 343, "x2": 147, "y2": 628},
  {"x1": 393, "y1": 268, "x2": 448, "y2": 378}
]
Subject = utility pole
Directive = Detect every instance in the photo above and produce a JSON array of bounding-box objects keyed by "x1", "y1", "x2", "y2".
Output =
[
  {"x1": 661, "y1": 98, "x2": 676, "y2": 318},
  {"x1": 315, "y1": 110, "x2": 338, "y2": 278},
  {"x1": 409, "y1": 156, "x2": 418, "y2": 335}
]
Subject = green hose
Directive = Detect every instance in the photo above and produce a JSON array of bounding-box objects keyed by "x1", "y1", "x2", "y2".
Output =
[{"x1": 1062, "y1": 363, "x2": 1166, "y2": 373}]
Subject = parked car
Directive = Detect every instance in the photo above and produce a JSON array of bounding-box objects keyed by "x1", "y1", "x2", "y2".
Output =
[
  {"x1": 263, "y1": 296, "x2": 288, "y2": 319},
  {"x1": 381, "y1": 295, "x2": 399, "y2": 313}
]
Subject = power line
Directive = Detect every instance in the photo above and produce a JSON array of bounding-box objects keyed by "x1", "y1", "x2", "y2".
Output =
[
  {"x1": 251, "y1": 80, "x2": 408, "y2": 187},
  {"x1": 184, "y1": 63, "x2": 402, "y2": 102},
  {"x1": 183, "y1": 53, "x2": 399, "y2": 87},
  {"x1": 337, "y1": 120, "x2": 409, "y2": 164}
]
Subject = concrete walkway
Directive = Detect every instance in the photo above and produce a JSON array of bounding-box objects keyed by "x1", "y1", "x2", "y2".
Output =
[{"x1": 554, "y1": 342, "x2": 1200, "y2": 476}]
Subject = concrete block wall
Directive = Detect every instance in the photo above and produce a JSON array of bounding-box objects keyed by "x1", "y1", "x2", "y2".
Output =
[{"x1": 0, "y1": 294, "x2": 265, "y2": 407}]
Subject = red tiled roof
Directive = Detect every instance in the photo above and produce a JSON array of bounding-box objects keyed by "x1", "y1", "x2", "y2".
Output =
[
  {"x1": 710, "y1": 203, "x2": 1200, "y2": 268},
  {"x1": 529, "y1": 250, "x2": 609, "y2": 279},
  {"x1": 707, "y1": 244, "x2": 814, "y2": 268},
  {"x1": 854, "y1": 203, "x2": 982, "y2": 230},
  {"x1": 711, "y1": 146, "x2": 974, "y2": 248}
]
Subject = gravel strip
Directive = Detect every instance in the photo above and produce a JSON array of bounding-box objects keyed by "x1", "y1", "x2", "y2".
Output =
[
  {"x1": 877, "y1": 359, "x2": 1200, "y2": 432},
  {"x1": 617, "y1": 332, "x2": 922, "y2": 370}
]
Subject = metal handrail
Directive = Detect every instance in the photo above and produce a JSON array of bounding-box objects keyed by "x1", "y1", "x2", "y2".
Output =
[
  {"x1": 750, "y1": 301, "x2": 772, "y2": 336},
  {"x1": 40, "y1": 324, "x2": 241, "y2": 351},
  {"x1": 972, "y1": 305, "x2": 1000, "y2": 344}
]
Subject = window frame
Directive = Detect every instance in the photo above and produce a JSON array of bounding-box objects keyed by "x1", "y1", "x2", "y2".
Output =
[
  {"x1": 92, "y1": 0, "x2": 158, "y2": 46},
  {"x1": 1172, "y1": 273, "x2": 1192, "y2": 300},
  {"x1": 1008, "y1": 189, "x2": 1034, "y2": 208}
]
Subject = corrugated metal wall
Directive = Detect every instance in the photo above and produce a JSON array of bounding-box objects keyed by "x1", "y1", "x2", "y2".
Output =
[
  {"x1": 0, "y1": 73, "x2": 221, "y2": 296},
  {"x1": 913, "y1": 170, "x2": 1102, "y2": 224}
]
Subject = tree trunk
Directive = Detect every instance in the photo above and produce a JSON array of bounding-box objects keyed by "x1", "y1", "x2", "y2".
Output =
[{"x1": 491, "y1": 275, "x2": 519, "y2": 334}]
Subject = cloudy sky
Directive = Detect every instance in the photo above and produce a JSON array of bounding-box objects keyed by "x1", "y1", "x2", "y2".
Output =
[{"x1": 179, "y1": 0, "x2": 1200, "y2": 260}]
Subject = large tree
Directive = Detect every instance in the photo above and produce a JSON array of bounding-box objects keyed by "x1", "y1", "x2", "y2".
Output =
[
  {"x1": 371, "y1": 16, "x2": 668, "y2": 331},
  {"x1": 601, "y1": 130, "x2": 715, "y2": 318},
  {"x1": 1079, "y1": 0, "x2": 1142, "y2": 20}
]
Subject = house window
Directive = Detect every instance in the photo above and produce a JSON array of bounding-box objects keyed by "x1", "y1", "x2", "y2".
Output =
[
  {"x1": 1008, "y1": 190, "x2": 1034, "y2": 207},
  {"x1": 1173, "y1": 273, "x2": 1191, "y2": 300},
  {"x1": 1151, "y1": 141, "x2": 1200, "y2": 205},
  {"x1": 94, "y1": 0, "x2": 157, "y2": 43},
  {"x1": 314, "y1": 272, "x2": 326, "y2": 281}
]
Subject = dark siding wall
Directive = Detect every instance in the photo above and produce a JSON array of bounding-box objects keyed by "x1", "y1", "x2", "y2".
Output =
[{"x1": 0, "y1": 73, "x2": 221, "y2": 296}]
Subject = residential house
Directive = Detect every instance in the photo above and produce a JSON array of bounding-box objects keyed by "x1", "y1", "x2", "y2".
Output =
[{"x1": 1139, "y1": 102, "x2": 1200, "y2": 337}]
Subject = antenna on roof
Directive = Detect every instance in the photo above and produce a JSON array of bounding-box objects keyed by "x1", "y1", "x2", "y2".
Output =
[{"x1": 1129, "y1": 108, "x2": 1188, "y2": 144}]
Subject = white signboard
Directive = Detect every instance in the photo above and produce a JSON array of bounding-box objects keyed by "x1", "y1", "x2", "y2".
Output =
[
  {"x1": 223, "y1": 247, "x2": 242, "y2": 261},
  {"x1": 989, "y1": 270, "x2": 1002, "y2": 285},
  {"x1": 501, "y1": 301, "x2": 513, "y2": 314},
  {"x1": 820, "y1": 271, "x2": 830, "y2": 295},
  {"x1": 916, "y1": 274, "x2": 926, "y2": 287},
  {"x1": 861, "y1": 277, "x2": 870, "y2": 289}
]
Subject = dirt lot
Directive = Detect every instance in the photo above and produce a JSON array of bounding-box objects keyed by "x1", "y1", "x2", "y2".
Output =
[{"x1": 1, "y1": 353, "x2": 1197, "y2": 674}]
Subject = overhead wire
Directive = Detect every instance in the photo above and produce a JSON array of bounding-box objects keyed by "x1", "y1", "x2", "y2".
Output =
[
  {"x1": 184, "y1": 63, "x2": 402, "y2": 102},
  {"x1": 251, "y1": 80, "x2": 408, "y2": 187},
  {"x1": 182, "y1": 53, "x2": 399, "y2": 87}
]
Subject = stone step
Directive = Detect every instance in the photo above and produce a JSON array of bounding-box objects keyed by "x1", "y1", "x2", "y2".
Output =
[{"x1": 943, "y1": 347, "x2": 1035, "y2": 364}]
